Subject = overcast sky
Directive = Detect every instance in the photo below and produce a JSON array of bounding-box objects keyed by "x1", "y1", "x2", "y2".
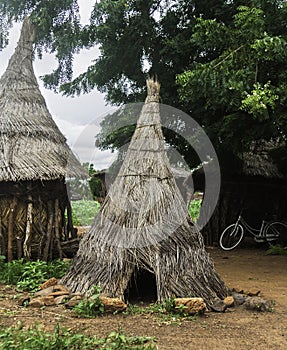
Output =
[{"x1": 0, "y1": 0, "x2": 116, "y2": 170}]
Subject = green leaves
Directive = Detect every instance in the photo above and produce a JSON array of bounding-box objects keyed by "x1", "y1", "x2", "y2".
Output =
[
  {"x1": 1, "y1": 0, "x2": 286, "y2": 172},
  {"x1": 233, "y1": 5, "x2": 265, "y2": 42},
  {"x1": 177, "y1": 3, "x2": 287, "y2": 156},
  {"x1": 251, "y1": 35, "x2": 287, "y2": 62},
  {"x1": 0, "y1": 323, "x2": 157, "y2": 349},
  {"x1": 73, "y1": 285, "x2": 104, "y2": 317},
  {"x1": 70, "y1": 200, "x2": 100, "y2": 226},
  {"x1": 240, "y1": 82, "x2": 279, "y2": 120},
  {"x1": 192, "y1": 18, "x2": 228, "y2": 51},
  {"x1": 0, "y1": 259, "x2": 70, "y2": 292}
]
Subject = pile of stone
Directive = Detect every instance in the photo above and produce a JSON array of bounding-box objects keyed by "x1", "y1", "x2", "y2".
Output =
[
  {"x1": 231, "y1": 286, "x2": 274, "y2": 312},
  {"x1": 18, "y1": 277, "x2": 127, "y2": 313},
  {"x1": 18, "y1": 278, "x2": 273, "y2": 314},
  {"x1": 210, "y1": 286, "x2": 274, "y2": 312}
]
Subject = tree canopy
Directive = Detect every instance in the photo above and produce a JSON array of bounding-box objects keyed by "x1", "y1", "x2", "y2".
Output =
[{"x1": 0, "y1": 0, "x2": 286, "y2": 174}]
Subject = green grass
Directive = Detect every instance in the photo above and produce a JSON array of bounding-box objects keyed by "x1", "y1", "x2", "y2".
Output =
[
  {"x1": 0, "y1": 258, "x2": 70, "y2": 292},
  {"x1": 265, "y1": 244, "x2": 287, "y2": 256},
  {"x1": 70, "y1": 198, "x2": 201, "y2": 227},
  {"x1": 189, "y1": 199, "x2": 202, "y2": 222},
  {"x1": 0, "y1": 324, "x2": 156, "y2": 350},
  {"x1": 125, "y1": 299, "x2": 198, "y2": 323},
  {"x1": 70, "y1": 200, "x2": 100, "y2": 226}
]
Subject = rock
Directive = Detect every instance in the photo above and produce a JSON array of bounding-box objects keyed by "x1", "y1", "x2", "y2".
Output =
[
  {"x1": 70, "y1": 292, "x2": 82, "y2": 298},
  {"x1": 48, "y1": 291, "x2": 70, "y2": 297},
  {"x1": 174, "y1": 298, "x2": 206, "y2": 315},
  {"x1": 244, "y1": 297, "x2": 273, "y2": 312},
  {"x1": 54, "y1": 295, "x2": 69, "y2": 305},
  {"x1": 40, "y1": 278, "x2": 58, "y2": 290},
  {"x1": 53, "y1": 285, "x2": 70, "y2": 293},
  {"x1": 210, "y1": 298, "x2": 228, "y2": 313},
  {"x1": 34, "y1": 284, "x2": 70, "y2": 297},
  {"x1": 100, "y1": 297, "x2": 127, "y2": 313},
  {"x1": 247, "y1": 288, "x2": 260, "y2": 296},
  {"x1": 34, "y1": 286, "x2": 55, "y2": 297},
  {"x1": 232, "y1": 286, "x2": 244, "y2": 293},
  {"x1": 223, "y1": 296, "x2": 235, "y2": 307},
  {"x1": 29, "y1": 297, "x2": 45, "y2": 308},
  {"x1": 42, "y1": 296, "x2": 56, "y2": 306},
  {"x1": 65, "y1": 295, "x2": 83, "y2": 308},
  {"x1": 232, "y1": 293, "x2": 247, "y2": 305},
  {"x1": 18, "y1": 295, "x2": 30, "y2": 306},
  {"x1": 29, "y1": 296, "x2": 55, "y2": 307}
]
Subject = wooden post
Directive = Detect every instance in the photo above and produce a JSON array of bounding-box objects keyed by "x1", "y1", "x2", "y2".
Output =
[
  {"x1": 0, "y1": 205, "x2": 5, "y2": 257},
  {"x1": 43, "y1": 200, "x2": 54, "y2": 261},
  {"x1": 38, "y1": 195, "x2": 46, "y2": 259},
  {"x1": 16, "y1": 236, "x2": 23, "y2": 259},
  {"x1": 54, "y1": 199, "x2": 63, "y2": 259},
  {"x1": 23, "y1": 195, "x2": 33, "y2": 260},
  {"x1": 66, "y1": 198, "x2": 75, "y2": 239},
  {"x1": 7, "y1": 197, "x2": 17, "y2": 262}
]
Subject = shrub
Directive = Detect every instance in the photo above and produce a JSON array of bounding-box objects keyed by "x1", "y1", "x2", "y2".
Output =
[
  {"x1": 265, "y1": 244, "x2": 287, "y2": 256},
  {"x1": 189, "y1": 199, "x2": 202, "y2": 222},
  {"x1": 73, "y1": 286, "x2": 104, "y2": 318},
  {"x1": 0, "y1": 259, "x2": 70, "y2": 292},
  {"x1": 70, "y1": 200, "x2": 100, "y2": 226},
  {"x1": 0, "y1": 323, "x2": 156, "y2": 350}
]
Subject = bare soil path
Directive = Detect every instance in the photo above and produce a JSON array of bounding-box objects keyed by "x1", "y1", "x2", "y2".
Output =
[{"x1": 0, "y1": 247, "x2": 286, "y2": 349}]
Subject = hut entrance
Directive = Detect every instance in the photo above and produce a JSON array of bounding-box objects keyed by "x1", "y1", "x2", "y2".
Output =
[{"x1": 125, "y1": 268, "x2": 157, "y2": 304}]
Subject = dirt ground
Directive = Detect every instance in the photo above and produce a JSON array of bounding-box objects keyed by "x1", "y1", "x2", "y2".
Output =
[{"x1": 0, "y1": 247, "x2": 286, "y2": 350}]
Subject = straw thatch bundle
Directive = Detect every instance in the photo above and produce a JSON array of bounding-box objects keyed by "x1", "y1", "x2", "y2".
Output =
[
  {"x1": 0, "y1": 17, "x2": 86, "y2": 261},
  {"x1": 0, "y1": 17, "x2": 84, "y2": 182},
  {"x1": 61, "y1": 79, "x2": 228, "y2": 307}
]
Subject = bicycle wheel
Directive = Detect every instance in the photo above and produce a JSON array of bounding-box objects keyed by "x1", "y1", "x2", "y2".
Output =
[
  {"x1": 219, "y1": 224, "x2": 244, "y2": 250},
  {"x1": 266, "y1": 222, "x2": 287, "y2": 246}
]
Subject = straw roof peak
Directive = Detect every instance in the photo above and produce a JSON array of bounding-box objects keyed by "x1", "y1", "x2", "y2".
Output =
[
  {"x1": 145, "y1": 78, "x2": 160, "y2": 103},
  {"x1": 1, "y1": 17, "x2": 36, "y2": 88},
  {"x1": 0, "y1": 17, "x2": 86, "y2": 182}
]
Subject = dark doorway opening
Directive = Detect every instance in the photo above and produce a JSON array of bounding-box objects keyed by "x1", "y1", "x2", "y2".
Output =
[{"x1": 124, "y1": 268, "x2": 157, "y2": 304}]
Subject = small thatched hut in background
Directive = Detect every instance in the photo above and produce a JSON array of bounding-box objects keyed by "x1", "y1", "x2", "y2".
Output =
[
  {"x1": 0, "y1": 18, "x2": 86, "y2": 261},
  {"x1": 200, "y1": 140, "x2": 287, "y2": 246},
  {"x1": 61, "y1": 79, "x2": 228, "y2": 308}
]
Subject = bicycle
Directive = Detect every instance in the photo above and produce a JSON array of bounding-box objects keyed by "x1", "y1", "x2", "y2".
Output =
[{"x1": 219, "y1": 214, "x2": 287, "y2": 251}]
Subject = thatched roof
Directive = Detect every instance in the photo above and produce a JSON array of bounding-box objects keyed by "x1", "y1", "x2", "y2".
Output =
[
  {"x1": 61, "y1": 79, "x2": 227, "y2": 307},
  {"x1": 0, "y1": 17, "x2": 86, "y2": 182}
]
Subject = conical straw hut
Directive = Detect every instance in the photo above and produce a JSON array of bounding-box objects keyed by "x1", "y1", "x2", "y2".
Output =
[
  {"x1": 61, "y1": 79, "x2": 228, "y2": 307},
  {"x1": 0, "y1": 17, "x2": 86, "y2": 261}
]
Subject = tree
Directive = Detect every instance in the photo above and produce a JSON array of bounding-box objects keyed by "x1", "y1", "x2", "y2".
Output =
[
  {"x1": 1, "y1": 0, "x2": 286, "y2": 171},
  {"x1": 176, "y1": 3, "x2": 287, "y2": 159}
]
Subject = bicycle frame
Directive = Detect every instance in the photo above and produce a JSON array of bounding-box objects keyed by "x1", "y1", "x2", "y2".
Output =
[
  {"x1": 237, "y1": 216, "x2": 265, "y2": 238},
  {"x1": 220, "y1": 213, "x2": 287, "y2": 250}
]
